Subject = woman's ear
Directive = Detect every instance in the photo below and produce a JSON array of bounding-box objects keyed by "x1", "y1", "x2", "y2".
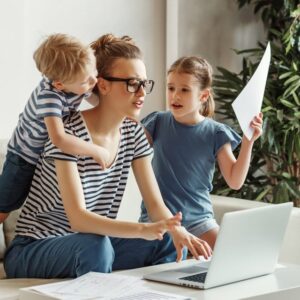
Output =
[{"x1": 97, "y1": 77, "x2": 110, "y2": 95}]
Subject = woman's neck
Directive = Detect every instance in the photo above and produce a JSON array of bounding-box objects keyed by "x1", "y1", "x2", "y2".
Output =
[{"x1": 82, "y1": 103, "x2": 124, "y2": 138}]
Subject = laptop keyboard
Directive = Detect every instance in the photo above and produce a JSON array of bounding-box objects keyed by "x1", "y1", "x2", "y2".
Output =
[{"x1": 180, "y1": 272, "x2": 207, "y2": 283}]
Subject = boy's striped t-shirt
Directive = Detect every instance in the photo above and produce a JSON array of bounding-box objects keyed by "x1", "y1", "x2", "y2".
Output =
[
  {"x1": 8, "y1": 78, "x2": 87, "y2": 164},
  {"x1": 15, "y1": 111, "x2": 152, "y2": 239}
]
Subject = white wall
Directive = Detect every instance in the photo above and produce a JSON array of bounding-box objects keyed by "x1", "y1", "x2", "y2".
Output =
[
  {"x1": 0, "y1": 0, "x2": 166, "y2": 139},
  {"x1": 177, "y1": 0, "x2": 265, "y2": 72}
]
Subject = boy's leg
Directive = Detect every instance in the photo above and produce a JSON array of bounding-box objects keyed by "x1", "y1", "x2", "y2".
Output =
[
  {"x1": 4, "y1": 233, "x2": 115, "y2": 278},
  {"x1": 111, "y1": 233, "x2": 182, "y2": 271},
  {"x1": 0, "y1": 152, "x2": 35, "y2": 218}
]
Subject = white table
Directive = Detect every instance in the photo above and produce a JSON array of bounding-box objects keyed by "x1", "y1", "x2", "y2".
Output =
[
  {"x1": 118, "y1": 260, "x2": 300, "y2": 300},
  {"x1": 1, "y1": 260, "x2": 300, "y2": 299}
]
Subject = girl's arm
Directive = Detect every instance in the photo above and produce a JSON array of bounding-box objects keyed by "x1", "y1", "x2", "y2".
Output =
[
  {"x1": 45, "y1": 116, "x2": 109, "y2": 169},
  {"x1": 55, "y1": 159, "x2": 180, "y2": 240},
  {"x1": 132, "y1": 155, "x2": 212, "y2": 261},
  {"x1": 217, "y1": 114, "x2": 263, "y2": 190}
]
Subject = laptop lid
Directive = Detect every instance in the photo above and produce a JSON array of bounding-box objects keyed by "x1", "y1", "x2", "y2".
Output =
[{"x1": 144, "y1": 203, "x2": 293, "y2": 289}]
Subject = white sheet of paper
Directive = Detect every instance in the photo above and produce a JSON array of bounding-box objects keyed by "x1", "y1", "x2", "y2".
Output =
[
  {"x1": 26, "y1": 272, "x2": 190, "y2": 299},
  {"x1": 232, "y1": 42, "x2": 271, "y2": 140}
]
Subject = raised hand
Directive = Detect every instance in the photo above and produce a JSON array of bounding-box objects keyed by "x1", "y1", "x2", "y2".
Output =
[
  {"x1": 141, "y1": 212, "x2": 182, "y2": 241},
  {"x1": 250, "y1": 112, "x2": 263, "y2": 142}
]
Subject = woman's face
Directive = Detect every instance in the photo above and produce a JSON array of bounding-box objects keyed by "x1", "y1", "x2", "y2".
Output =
[{"x1": 101, "y1": 58, "x2": 148, "y2": 119}]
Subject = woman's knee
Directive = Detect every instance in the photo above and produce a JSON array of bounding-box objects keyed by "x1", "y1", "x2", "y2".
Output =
[{"x1": 75, "y1": 234, "x2": 115, "y2": 276}]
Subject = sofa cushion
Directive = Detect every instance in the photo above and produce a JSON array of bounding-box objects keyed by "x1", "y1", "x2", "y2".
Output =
[{"x1": 0, "y1": 139, "x2": 8, "y2": 260}]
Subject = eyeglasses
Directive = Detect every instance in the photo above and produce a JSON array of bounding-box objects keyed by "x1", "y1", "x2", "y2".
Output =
[{"x1": 103, "y1": 77, "x2": 155, "y2": 94}]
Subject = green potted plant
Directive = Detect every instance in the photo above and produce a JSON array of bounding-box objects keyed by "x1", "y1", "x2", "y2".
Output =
[{"x1": 212, "y1": 0, "x2": 300, "y2": 206}]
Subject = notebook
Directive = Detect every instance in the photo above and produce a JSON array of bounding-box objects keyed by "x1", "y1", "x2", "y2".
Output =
[{"x1": 144, "y1": 202, "x2": 293, "y2": 289}]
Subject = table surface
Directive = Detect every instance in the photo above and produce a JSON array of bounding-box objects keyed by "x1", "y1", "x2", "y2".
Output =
[{"x1": 1, "y1": 260, "x2": 300, "y2": 300}]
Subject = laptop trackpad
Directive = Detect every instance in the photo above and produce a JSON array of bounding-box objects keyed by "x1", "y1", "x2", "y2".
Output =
[{"x1": 175, "y1": 265, "x2": 208, "y2": 274}]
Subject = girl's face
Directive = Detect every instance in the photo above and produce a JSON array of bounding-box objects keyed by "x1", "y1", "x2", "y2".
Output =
[
  {"x1": 100, "y1": 58, "x2": 149, "y2": 119},
  {"x1": 167, "y1": 71, "x2": 208, "y2": 125}
]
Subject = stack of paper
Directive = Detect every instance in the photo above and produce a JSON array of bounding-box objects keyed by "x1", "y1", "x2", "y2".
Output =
[{"x1": 19, "y1": 272, "x2": 191, "y2": 300}]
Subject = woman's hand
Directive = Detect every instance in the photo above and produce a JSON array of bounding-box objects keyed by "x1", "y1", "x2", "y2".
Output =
[
  {"x1": 250, "y1": 112, "x2": 263, "y2": 142},
  {"x1": 170, "y1": 226, "x2": 212, "y2": 262},
  {"x1": 141, "y1": 212, "x2": 182, "y2": 241}
]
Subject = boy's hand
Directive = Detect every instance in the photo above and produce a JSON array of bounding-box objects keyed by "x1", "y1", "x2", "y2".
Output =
[
  {"x1": 91, "y1": 145, "x2": 110, "y2": 170},
  {"x1": 141, "y1": 212, "x2": 182, "y2": 241},
  {"x1": 250, "y1": 112, "x2": 263, "y2": 142}
]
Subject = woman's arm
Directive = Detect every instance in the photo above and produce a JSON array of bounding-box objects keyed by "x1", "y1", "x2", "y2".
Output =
[
  {"x1": 132, "y1": 156, "x2": 212, "y2": 261},
  {"x1": 217, "y1": 114, "x2": 263, "y2": 189},
  {"x1": 55, "y1": 159, "x2": 180, "y2": 240},
  {"x1": 45, "y1": 116, "x2": 109, "y2": 169}
]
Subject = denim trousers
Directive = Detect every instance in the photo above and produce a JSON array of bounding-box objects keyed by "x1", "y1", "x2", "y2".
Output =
[
  {"x1": 0, "y1": 151, "x2": 35, "y2": 212},
  {"x1": 4, "y1": 233, "x2": 183, "y2": 278}
]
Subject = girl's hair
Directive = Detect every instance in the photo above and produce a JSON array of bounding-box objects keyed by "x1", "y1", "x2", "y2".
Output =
[
  {"x1": 90, "y1": 34, "x2": 143, "y2": 95},
  {"x1": 168, "y1": 56, "x2": 215, "y2": 117},
  {"x1": 33, "y1": 33, "x2": 95, "y2": 83}
]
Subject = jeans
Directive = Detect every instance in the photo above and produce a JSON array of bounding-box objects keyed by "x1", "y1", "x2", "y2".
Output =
[
  {"x1": 4, "y1": 233, "x2": 182, "y2": 278},
  {"x1": 0, "y1": 151, "x2": 35, "y2": 212}
]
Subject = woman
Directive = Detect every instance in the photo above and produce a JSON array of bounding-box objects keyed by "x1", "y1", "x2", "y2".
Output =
[{"x1": 4, "y1": 34, "x2": 211, "y2": 278}]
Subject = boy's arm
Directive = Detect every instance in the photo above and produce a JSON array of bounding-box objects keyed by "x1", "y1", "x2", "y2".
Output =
[{"x1": 44, "y1": 116, "x2": 109, "y2": 169}]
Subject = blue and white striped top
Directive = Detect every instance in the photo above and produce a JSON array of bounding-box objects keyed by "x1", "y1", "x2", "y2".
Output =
[
  {"x1": 8, "y1": 78, "x2": 87, "y2": 164},
  {"x1": 15, "y1": 111, "x2": 152, "y2": 240}
]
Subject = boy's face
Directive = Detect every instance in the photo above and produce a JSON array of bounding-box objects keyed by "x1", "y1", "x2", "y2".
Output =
[{"x1": 55, "y1": 64, "x2": 98, "y2": 95}]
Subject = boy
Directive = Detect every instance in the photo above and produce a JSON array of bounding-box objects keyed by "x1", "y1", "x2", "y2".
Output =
[{"x1": 0, "y1": 33, "x2": 109, "y2": 223}]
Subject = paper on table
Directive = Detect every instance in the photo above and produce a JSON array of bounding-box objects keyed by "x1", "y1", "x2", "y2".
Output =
[
  {"x1": 26, "y1": 272, "x2": 191, "y2": 299},
  {"x1": 30, "y1": 272, "x2": 143, "y2": 298},
  {"x1": 232, "y1": 42, "x2": 271, "y2": 140}
]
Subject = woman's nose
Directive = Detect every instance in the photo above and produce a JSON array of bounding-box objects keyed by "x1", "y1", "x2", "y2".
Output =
[{"x1": 136, "y1": 84, "x2": 146, "y2": 97}]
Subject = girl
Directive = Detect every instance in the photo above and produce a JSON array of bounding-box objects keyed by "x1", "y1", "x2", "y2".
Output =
[
  {"x1": 4, "y1": 38, "x2": 211, "y2": 278},
  {"x1": 140, "y1": 56, "x2": 263, "y2": 249}
]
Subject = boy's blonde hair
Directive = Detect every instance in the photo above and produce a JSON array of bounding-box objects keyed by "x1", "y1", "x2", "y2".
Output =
[
  {"x1": 168, "y1": 56, "x2": 215, "y2": 117},
  {"x1": 33, "y1": 33, "x2": 95, "y2": 83}
]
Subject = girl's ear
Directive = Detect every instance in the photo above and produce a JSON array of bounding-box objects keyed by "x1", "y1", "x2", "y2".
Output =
[
  {"x1": 200, "y1": 89, "x2": 210, "y2": 103},
  {"x1": 52, "y1": 80, "x2": 64, "y2": 91},
  {"x1": 97, "y1": 77, "x2": 110, "y2": 95}
]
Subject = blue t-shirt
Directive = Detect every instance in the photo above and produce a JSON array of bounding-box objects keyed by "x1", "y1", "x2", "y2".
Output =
[{"x1": 139, "y1": 111, "x2": 241, "y2": 226}]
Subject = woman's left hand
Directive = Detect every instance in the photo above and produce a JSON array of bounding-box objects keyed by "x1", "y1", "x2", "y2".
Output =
[
  {"x1": 170, "y1": 226, "x2": 212, "y2": 262},
  {"x1": 250, "y1": 112, "x2": 263, "y2": 142}
]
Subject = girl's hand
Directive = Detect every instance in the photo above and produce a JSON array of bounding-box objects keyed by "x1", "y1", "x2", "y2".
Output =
[
  {"x1": 141, "y1": 212, "x2": 182, "y2": 241},
  {"x1": 170, "y1": 226, "x2": 212, "y2": 262},
  {"x1": 250, "y1": 112, "x2": 263, "y2": 142}
]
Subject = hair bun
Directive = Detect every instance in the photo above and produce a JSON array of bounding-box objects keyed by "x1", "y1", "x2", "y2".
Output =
[{"x1": 90, "y1": 33, "x2": 117, "y2": 51}]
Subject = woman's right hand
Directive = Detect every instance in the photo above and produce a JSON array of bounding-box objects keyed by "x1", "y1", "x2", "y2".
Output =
[{"x1": 141, "y1": 212, "x2": 182, "y2": 240}]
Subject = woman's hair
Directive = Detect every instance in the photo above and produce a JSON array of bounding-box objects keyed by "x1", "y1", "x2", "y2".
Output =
[
  {"x1": 90, "y1": 34, "x2": 143, "y2": 95},
  {"x1": 33, "y1": 33, "x2": 95, "y2": 83},
  {"x1": 168, "y1": 56, "x2": 215, "y2": 117}
]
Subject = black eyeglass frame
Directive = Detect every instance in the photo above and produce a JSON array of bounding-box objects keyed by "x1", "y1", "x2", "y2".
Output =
[{"x1": 103, "y1": 76, "x2": 155, "y2": 94}]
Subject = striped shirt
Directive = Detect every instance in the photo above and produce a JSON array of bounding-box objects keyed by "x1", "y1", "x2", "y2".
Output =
[
  {"x1": 8, "y1": 78, "x2": 87, "y2": 164},
  {"x1": 15, "y1": 111, "x2": 152, "y2": 239}
]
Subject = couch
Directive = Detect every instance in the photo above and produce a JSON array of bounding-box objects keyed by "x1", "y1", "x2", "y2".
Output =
[{"x1": 1, "y1": 138, "x2": 300, "y2": 294}]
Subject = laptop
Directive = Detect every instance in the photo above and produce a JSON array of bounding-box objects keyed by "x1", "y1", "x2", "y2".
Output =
[{"x1": 144, "y1": 202, "x2": 293, "y2": 289}]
